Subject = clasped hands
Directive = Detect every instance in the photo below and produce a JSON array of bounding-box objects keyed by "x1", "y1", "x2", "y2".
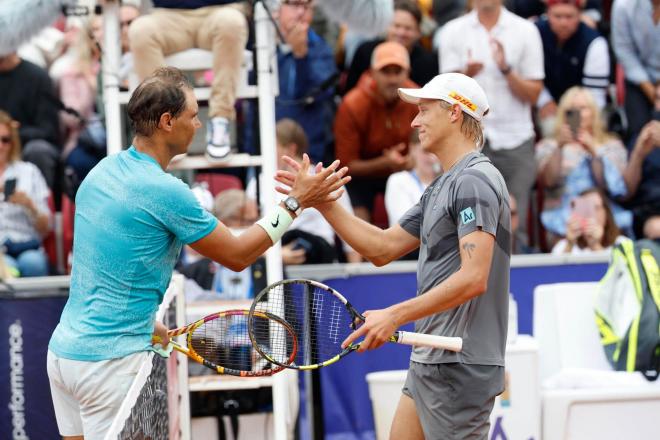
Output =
[{"x1": 277, "y1": 154, "x2": 351, "y2": 210}]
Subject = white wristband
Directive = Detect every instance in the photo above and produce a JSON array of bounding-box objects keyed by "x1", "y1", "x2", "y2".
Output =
[{"x1": 256, "y1": 205, "x2": 294, "y2": 244}]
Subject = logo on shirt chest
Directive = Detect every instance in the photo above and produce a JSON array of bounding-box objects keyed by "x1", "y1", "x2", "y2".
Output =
[{"x1": 460, "y1": 207, "x2": 476, "y2": 224}]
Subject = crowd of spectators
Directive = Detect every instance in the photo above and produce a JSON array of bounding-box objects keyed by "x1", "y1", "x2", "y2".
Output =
[{"x1": 0, "y1": 0, "x2": 658, "y2": 278}]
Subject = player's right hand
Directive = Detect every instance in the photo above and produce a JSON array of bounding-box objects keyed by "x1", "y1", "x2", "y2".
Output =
[{"x1": 284, "y1": 154, "x2": 351, "y2": 209}]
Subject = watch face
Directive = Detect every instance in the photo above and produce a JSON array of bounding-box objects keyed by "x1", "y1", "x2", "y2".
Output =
[{"x1": 286, "y1": 197, "x2": 300, "y2": 211}]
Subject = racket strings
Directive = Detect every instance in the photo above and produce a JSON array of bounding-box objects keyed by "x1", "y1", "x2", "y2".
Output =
[
  {"x1": 253, "y1": 282, "x2": 355, "y2": 366},
  {"x1": 190, "y1": 314, "x2": 293, "y2": 372}
]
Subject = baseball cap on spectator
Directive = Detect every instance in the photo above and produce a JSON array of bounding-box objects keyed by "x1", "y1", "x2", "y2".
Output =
[
  {"x1": 398, "y1": 72, "x2": 490, "y2": 121},
  {"x1": 371, "y1": 41, "x2": 410, "y2": 71},
  {"x1": 546, "y1": 0, "x2": 582, "y2": 7}
]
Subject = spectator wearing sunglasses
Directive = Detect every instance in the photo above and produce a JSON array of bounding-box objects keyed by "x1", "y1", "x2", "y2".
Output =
[{"x1": 0, "y1": 110, "x2": 52, "y2": 277}]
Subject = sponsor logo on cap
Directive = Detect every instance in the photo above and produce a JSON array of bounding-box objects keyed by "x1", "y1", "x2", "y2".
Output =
[{"x1": 449, "y1": 91, "x2": 477, "y2": 112}]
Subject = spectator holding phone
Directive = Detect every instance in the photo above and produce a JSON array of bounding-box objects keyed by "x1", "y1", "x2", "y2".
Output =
[
  {"x1": 552, "y1": 188, "x2": 625, "y2": 254},
  {"x1": 0, "y1": 110, "x2": 52, "y2": 276},
  {"x1": 536, "y1": 86, "x2": 631, "y2": 241}
]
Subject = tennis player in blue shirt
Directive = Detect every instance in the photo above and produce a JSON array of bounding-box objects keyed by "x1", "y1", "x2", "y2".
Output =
[{"x1": 47, "y1": 67, "x2": 349, "y2": 440}]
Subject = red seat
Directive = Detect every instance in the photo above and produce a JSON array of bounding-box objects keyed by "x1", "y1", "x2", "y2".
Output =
[
  {"x1": 194, "y1": 173, "x2": 243, "y2": 196},
  {"x1": 42, "y1": 193, "x2": 75, "y2": 274},
  {"x1": 61, "y1": 194, "x2": 75, "y2": 274},
  {"x1": 528, "y1": 180, "x2": 550, "y2": 253},
  {"x1": 43, "y1": 193, "x2": 58, "y2": 271},
  {"x1": 615, "y1": 63, "x2": 625, "y2": 106},
  {"x1": 371, "y1": 193, "x2": 389, "y2": 229}
]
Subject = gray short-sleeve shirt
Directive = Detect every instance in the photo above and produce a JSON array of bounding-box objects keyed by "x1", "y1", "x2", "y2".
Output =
[{"x1": 399, "y1": 152, "x2": 511, "y2": 366}]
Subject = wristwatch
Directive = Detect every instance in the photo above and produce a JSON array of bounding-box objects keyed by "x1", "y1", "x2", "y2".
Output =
[{"x1": 283, "y1": 196, "x2": 302, "y2": 216}]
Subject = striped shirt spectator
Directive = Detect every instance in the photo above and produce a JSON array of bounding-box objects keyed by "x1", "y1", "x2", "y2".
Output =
[{"x1": 535, "y1": 1, "x2": 610, "y2": 110}]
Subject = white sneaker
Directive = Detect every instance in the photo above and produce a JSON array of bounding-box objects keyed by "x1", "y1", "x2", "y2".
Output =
[{"x1": 206, "y1": 117, "x2": 231, "y2": 160}]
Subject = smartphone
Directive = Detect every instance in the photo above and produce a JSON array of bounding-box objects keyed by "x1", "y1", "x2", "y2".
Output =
[
  {"x1": 566, "y1": 109, "x2": 581, "y2": 138},
  {"x1": 4, "y1": 178, "x2": 16, "y2": 201},
  {"x1": 571, "y1": 196, "x2": 595, "y2": 221}
]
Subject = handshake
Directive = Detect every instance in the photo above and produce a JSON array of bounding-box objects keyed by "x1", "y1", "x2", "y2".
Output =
[{"x1": 274, "y1": 154, "x2": 351, "y2": 212}]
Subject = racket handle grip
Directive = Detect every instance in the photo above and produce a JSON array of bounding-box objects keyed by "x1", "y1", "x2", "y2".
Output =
[{"x1": 395, "y1": 331, "x2": 463, "y2": 352}]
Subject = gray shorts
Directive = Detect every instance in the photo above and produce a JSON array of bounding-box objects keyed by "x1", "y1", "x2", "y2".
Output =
[{"x1": 402, "y1": 362, "x2": 504, "y2": 440}]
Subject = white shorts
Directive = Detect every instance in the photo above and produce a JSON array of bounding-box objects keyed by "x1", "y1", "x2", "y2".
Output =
[{"x1": 47, "y1": 349, "x2": 149, "y2": 439}]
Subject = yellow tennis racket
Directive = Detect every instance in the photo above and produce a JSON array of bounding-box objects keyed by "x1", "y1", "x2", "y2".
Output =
[{"x1": 154, "y1": 309, "x2": 298, "y2": 376}]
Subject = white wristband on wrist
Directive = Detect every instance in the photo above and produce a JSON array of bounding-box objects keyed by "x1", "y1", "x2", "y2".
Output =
[{"x1": 256, "y1": 205, "x2": 294, "y2": 244}]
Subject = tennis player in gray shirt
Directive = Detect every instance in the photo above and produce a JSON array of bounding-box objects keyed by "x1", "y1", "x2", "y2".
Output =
[{"x1": 278, "y1": 72, "x2": 511, "y2": 439}]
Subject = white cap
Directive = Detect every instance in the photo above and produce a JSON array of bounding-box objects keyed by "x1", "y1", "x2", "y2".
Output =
[{"x1": 398, "y1": 73, "x2": 490, "y2": 121}]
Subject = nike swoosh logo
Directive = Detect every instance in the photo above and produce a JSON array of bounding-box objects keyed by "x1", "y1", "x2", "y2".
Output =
[{"x1": 271, "y1": 215, "x2": 280, "y2": 228}]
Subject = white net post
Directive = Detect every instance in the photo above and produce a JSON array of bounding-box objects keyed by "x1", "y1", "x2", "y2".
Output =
[
  {"x1": 101, "y1": 0, "x2": 123, "y2": 155},
  {"x1": 254, "y1": 2, "x2": 295, "y2": 439}
]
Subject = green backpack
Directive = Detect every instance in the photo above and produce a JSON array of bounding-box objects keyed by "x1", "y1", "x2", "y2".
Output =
[{"x1": 595, "y1": 239, "x2": 660, "y2": 380}]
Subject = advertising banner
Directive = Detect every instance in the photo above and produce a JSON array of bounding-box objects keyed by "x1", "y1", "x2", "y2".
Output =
[{"x1": 0, "y1": 294, "x2": 67, "y2": 440}]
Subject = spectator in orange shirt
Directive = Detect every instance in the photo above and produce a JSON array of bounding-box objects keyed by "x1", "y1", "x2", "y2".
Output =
[{"x1": 335, "y1": 41, "x2": 418, "y2": 222}]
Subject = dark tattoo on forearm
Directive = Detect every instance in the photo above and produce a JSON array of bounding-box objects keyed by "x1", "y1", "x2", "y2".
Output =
[{"x1": 462, "y1": 242, "x2": 476, "y2": 258}]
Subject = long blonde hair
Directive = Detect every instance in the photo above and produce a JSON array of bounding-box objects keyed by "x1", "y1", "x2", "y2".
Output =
[
  {"x1": 0, "y1": 110, "x2": 22, "y2": 164},
  {"x1": 555, "y1": 86, "x2": 611, "y2": 144}
]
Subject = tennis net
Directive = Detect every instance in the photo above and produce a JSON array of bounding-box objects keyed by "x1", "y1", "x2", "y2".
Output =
[
  {"x1": 103, "y1": 277, "x2": 182, "y2": 440},
  {"x1": 105, "y1": 354, "x2": 170, "y2": 439}
]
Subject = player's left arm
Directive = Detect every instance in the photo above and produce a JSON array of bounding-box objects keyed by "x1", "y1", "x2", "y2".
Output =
[
  {"x1": 389, "y1": 230, "x2": 494, "y2": 323},
  {"x1": 348, "y1": 230, "x2": 494, "y2": 350}
]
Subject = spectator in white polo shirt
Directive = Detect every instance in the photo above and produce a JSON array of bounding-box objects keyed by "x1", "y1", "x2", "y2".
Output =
[{"x1": 439, "y1": 0, "x2": 544, "y2": 248}]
